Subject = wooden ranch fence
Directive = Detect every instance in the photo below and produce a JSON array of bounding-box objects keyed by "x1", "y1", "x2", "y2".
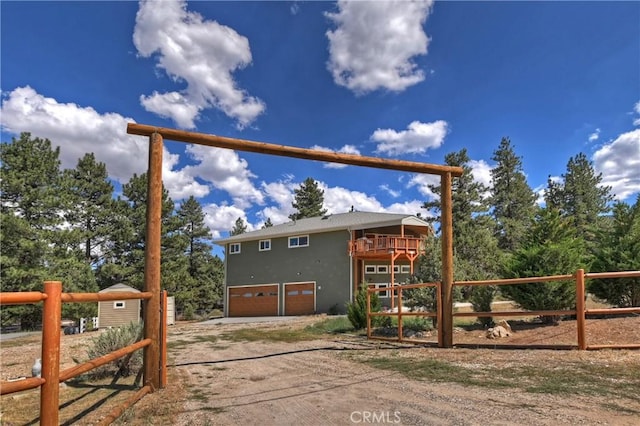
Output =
[
  {"x1": 367, "y1": 269, "x2": 640, "y2": 350},
  {"x1": 0, "y1": 281, "x2": 168, "y2": 425}
]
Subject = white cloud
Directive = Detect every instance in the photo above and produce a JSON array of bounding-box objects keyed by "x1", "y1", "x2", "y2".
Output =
[
  {"x1": 408, "y1": 173, "x2": 440, "y2": 201},
  {"x1": 588, "y1": 128, "x2": 600, "y2": 142},
  {"x1": 325, "y1": 0, "x2": 433, "y2": 94},
  {"x1": 0, "y1": 86, "x2": 209, "y2": 201},
  {"x1": 633, "y1": 101, "x2": 640, "y2": 126},
  {"x1": 184, "y1": 145, "x2": 264, "y2": 208},
  {"x1": 372, "y1": 120, "x2": 448, "y2": 156},
  {"x1": 379, "y1": 184, "x2": 401, "y2": 198},
  {"x1": 133, "y1": 0, "x2": 265, "y2": 128},
  {"x1": 202, "y1": 203, "x2": 253, "y2": 239},
  {"x1": 310, "y1": 144, "x2": 361, "y2": 169},
  {"x1": 592, "y1": 128, "x2": 640, "y2": 201},
  {"x1": 469, "y1": 159, "x2": 493, "y2": 190}
]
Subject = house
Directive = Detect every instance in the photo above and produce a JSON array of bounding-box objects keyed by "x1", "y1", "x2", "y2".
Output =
[
  {"x1": 215, "y1": 211, "x2": 430, "y2": 317},
  {"x1": 97, "y1": 283, "x2": 141, "y2": 328}
]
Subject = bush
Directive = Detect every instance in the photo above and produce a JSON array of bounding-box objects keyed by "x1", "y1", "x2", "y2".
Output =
[
  {"x1": 346, "y1": 283, "x2": 381, "y2": 329},
  {"x1": 470, "y1": 285, "x2": 497, "y2": 327},
  {"x1": 402, "y1": 317, "x2": 431, "y2": 332},
  {"x1": 85, "y1": 322, "x2": 143, "y2": 379}
]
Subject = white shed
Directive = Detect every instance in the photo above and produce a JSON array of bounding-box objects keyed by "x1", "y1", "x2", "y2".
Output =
[{"x1": 97, "y1": 283, "x2": 141, "y2": 328}]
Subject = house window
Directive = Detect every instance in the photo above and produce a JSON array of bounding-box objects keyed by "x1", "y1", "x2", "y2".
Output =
[
  {"x1": 401, "y1": 265, "x2": 411, "y2": 274},
  {"x1": 376, "y1": 265, "x2": 389, "y2": 274},
  {"x1": 288, "y1": 235, "x2": 309, "y2": 248},
  {"x1": 376, "y1": 284, "x2": 390, "y2": 298},
  {"x1": 393, "y1": 265, "x2": 400, "y2": 273},
  {"x1": 365, "y1": 265, "x2": 377, "y2": 274},
  {"x1": 229, "y1": 243, "x2": 241, "y2": 254},
  {"x1": 114, "y1": 301, "x2": 125, "y2": 309},
  {"x1": 259, "y1": 239, "x2": 271, "y2": 251}
]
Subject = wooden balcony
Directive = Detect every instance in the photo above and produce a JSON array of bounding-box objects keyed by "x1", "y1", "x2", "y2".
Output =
[{"x1": 348, "y1": 235, "x2": 425, "y2": 259}]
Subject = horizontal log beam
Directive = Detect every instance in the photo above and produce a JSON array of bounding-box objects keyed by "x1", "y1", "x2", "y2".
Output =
[
  {"x1": 585, "y1": 307, "x2": 640, "y2": 315},
  {"x1": 127, "y1": 123, "x2": 464, "y2": 177},
  {"x1": 455, "y1": 275, "x2": 574, "y2": 287},
  {"x1": 61, "y1": 292, "x2": 152, "y2": 303},
  {"x1": 453, "y1": 310, "x2": 576, "y2": 317},
  {"x1": 0, "y1": 292, "x2": 47, "y2": 305},
  {"x1": 584, "y1": 271, "x2": 640, "y2": 280},
  {"x1": 0, "y1": 377, "x2": 46, "y2": 395}
]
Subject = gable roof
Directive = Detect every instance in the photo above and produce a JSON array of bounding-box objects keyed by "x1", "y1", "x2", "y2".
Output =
[
  {"x1": 215, "y1": 211, "x2": 430, "y2": 245},
  {"x1": 98, "y1": 283, "x2": 140, "y2": 293}
]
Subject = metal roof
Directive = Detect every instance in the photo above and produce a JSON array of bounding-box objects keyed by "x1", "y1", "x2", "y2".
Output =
[{"x1": 215, "y1": 211, "x2": 430, "y2": 245}]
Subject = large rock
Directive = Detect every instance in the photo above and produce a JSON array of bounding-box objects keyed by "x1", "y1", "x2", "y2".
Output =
[{"x1": 486, "y1": 320, "x2": 512, "y2": 339}]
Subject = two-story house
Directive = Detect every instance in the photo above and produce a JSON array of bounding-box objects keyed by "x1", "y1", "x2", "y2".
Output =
[{"x1": 215, "y1": 211, "x2": 430, "y2": 317}]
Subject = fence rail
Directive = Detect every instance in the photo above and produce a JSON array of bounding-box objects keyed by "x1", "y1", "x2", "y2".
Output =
[
  {"x1": 367, "y1": 269, "x2": 640, "y2": 350},
  {"x1": 0, "y1": 281, "x2": 168, "y2": 425}
]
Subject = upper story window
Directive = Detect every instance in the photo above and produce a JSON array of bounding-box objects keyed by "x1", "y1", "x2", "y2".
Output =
[
  {"x1": 288, "y1": 235, "x2": 309, "y2": 248},
  {"x1": 259, "y1": 239, "x2": 271, "y2": 251},
  {"x1": 229, "y1": 243, "x2": 241, "y2": 254}
]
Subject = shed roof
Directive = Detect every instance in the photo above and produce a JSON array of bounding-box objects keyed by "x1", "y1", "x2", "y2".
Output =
[
  {"x1": 98, "y1": 283, "x2": 140, "y2": 293},
  {"x1": 215, "y1": 211, "x2": 430, "y2": 245}
]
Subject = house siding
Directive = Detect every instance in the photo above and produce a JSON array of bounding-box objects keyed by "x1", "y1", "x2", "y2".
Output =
[
  {"x1": 97, "y1": 284, "x2": 141, "y2": 328},
  {"x1": 226, "y1": 230, "x2": 351, "y2": 315}
]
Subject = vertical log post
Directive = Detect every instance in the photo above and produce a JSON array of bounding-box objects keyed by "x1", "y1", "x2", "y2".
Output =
[
  {"x1": 397, "y1": 288, "x2": 403, "y2": 342},
  {"x1": 366, "y1": 289, "x2": 372, "y2": 339},
  {"x1": 41, "y1": 281, "x2": 62, "y2": 426},
  {"x1": 143, "y1": 132, "x2": 163, "y2": 391},
  {"x1": 575, "y1": 269, "x2": 586, "y2": 350},
  {"x1": 440, "y1": 172, "x2": 454, "y2": 348},
  {"x1": 436, "y1": 282, "x2": 443, "y2": 347},
  {"x1": 161, "y1": 290, "x2": 168, "y2": 388}
]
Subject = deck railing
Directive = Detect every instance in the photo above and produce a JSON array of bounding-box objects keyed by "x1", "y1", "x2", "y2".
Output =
[
  {"x1": 0, "y1": 281, "x2": 168, "y2": 425},
  {"x1": 366, "y1": 269, "x2": 640, "y2": 350},
  {"x1": 349, "y1": 235, "x2": 424, "y2": 256}
]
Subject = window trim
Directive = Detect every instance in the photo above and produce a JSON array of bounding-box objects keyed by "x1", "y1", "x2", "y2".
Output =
[
  {"x1": 114, "y1": 301, "x2": 126, "y2": 309},
  {"x1": 288, "y1": 235, "x2": 309, "y2": 248},
  {"x1": 376, "y1": 265, "x2": 389, "y2": 274},
  {"x1": 259, "y1": 239, "x2": 271, "y2": 252},
  {"x1": 229, "y1": 243, "x2": 241, "y2": 254},
  {"x1": 401, "y1": 265, "x2": 411, "y2": 274},
  {"x1": 364, "y1": 265, "x2": 377, "y2": 274}
]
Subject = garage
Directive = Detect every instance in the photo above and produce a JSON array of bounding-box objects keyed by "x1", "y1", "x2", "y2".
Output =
[
  {"x1": 228, "y1": 284, "x2": 279, "y2": 317},
  {"x1": 284, "y1": 282, "x2": 315, "y2": 315}
]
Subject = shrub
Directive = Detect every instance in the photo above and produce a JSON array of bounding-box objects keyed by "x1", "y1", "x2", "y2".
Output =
[
  {"x1": 403, "y1": 317, "x2": 432, "y2": 332},
  {"x1": 470, "y1": 285, "x2": 497, "y2": 327},
  {"x1": 85, "y1": 322, "x2": 143, "y2": 379},
  {"x1": 346, "y1": 283, "x2": 381, "y2": 329}
]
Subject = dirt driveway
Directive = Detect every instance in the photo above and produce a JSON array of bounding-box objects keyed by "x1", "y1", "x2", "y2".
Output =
[{"x1": 128, "y1": 316, "x2": 640, "y2": 426}]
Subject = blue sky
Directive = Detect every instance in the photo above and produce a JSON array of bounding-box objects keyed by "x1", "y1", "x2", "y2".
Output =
[{"x1": 2, "y1": 0, "x2": 639, "y2": 241}]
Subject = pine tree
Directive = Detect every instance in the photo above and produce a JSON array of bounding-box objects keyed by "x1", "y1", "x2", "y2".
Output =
[
  {"x1": 590, "y1": 196, "x2": 640, "y2": 307},
  {"x1": 544, "y1": 153, "x2": 613, "y2": 259},
  {"x1": 501, "y1": 207, "x2": 585, "y2": 324},
  {"x1": 175, "y1": 197, "x2": 224, "y2": 313},
  {"x1": 262, "y1": 217, "x2": 273, "y2": 228},
  {"x1": 230, "y1": 217, "x2": 247, "y2": 235},
  {"x1": 490, "y1": 138, "x2": 537, "y2": 251},
  {"x1": 0, "y1": 133, "x2": 63, "y2": 328},
  {"x1": 63, "y1": 153, "x2": 115, "y2": 265},
  {"x1": 289, "y1": 177, "x2": 327, "y2": 220}
]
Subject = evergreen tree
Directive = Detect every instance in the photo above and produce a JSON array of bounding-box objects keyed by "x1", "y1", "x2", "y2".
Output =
[
  {"x1": 544, "y1": 153, "x2": 613, "y2": 258},
  {"x1": 422, "y1": 149, "x2": 502, "y2": 306},
  {"x1": 230, "y1": 217, "x2": 247, "y2": 235},
  {"x1": 501, "y1": 208, "x2": 585, "y2": 324},
  {"x1": 63, "y1": 153, "x2": 115, "y2": 265},
  {"x1": 289, "y1": 177, "x2": 327, "y2": 220},
  {"x1": 262, "y1": 217, "x2": 273, "y2": 228},
  {"x1": 96, "y1": 173, "x2": 178, "y2": 291},
  {"x1": 175, "y1": 196, "x2": 224, "y2": 314},
  {"x1": 590, "y1": 196, "x2": 640, "y2": 307},
  {"x1": 490, "y1": 137, "x2": 537, "y2": 251},
  {"x1": 0, "y1": 133, "x2": 63, "y2": 328}
]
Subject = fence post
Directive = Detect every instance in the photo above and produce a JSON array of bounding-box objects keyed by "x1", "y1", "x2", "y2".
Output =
[
  {"x1": 398, "y1": 288, "x2": 403, "y2": 342},
  {"x1": 161, "y1": 290, "x2": 168, "y2": 389},
  {"x1": 440, "y1": 172, "x2": 454, "y2": 348},
  {"x1": 366, "y1": 289, "x2": 371, "y2": 339},
  {"x1": 41, "y1": 281, "x2": 62, "y2": 426},
  {"x1": 576, "y1": 269, "x2": 586, "y2": 350},
  {"x1": 143, "y1": 132, "x2": 163, "y2": 391}
]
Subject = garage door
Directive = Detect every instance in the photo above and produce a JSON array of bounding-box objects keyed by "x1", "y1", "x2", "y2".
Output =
[
  {"x1": 284, "y1": 282, "x2": 315, "y2": 316},
  {"x1": 228, "y1": 285, "x2": 278, "y2": 317}
]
